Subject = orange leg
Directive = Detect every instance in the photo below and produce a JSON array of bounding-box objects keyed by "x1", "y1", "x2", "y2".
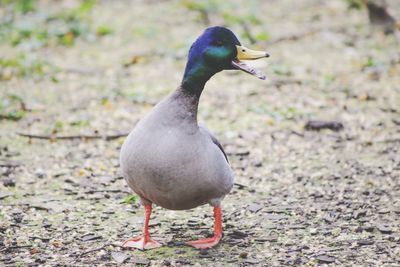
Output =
[
  {"x1": 186, "y1": 206, "x2": 223, "y2": 249},
  {"x1": 122, "y1": 204, "x2": 162, "y2": 250}
]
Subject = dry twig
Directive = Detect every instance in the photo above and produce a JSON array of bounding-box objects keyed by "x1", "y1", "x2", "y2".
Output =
[
  {"x1": 17, "y1": 132, "x2": 128, "y2": 141},
  {"x1": 75, "y1": 243, "x2": 123, "y2": 261}
]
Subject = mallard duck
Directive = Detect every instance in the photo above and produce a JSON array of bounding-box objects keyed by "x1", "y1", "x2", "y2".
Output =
[{"x1": 120, "y1": 26, "x2": 269, "y2": 250}]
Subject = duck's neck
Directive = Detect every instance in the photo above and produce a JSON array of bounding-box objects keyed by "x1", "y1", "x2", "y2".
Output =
[
  {"x1": 170, "y1": 86, "x2": 201, "y2": 127},
  {"x1": 168, "y1": 59, "x2": 218, "y2": 128},
  {"x1": 181, "y1": 58, "x2": 217, "y2": 94}
]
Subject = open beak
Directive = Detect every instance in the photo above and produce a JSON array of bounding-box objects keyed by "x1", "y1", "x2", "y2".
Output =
[{"x1": 232, "y1": 45, "x2": 269, "y2": 80}]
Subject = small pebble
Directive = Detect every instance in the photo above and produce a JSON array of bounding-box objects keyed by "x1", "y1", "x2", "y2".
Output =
[
  {"x1": 239, "y1": 252, "x2": 248, "y2": 258},
  {"x1": 162, "y1": 260, "x2": 171, "y2": 266},
  {"x1": 357, "y1": 239, "x2": 374, "y2": 246},
  {"x1": 3, "y1": 178, "x2": 15, "y2": 187},
  {"x1": 35, "y1": 168, "x2": 46, "y2": 178},
  {"x1": 316, "y1": 255, "x2": 335, "y2": 263},
  {"x1": 377, "y1": 225, "x2": 393, "y2": 234}
]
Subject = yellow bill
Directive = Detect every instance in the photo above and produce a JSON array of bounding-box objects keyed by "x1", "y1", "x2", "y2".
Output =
[{"x1": 232, "y1": 45, "x2": 269, "y2": 80}]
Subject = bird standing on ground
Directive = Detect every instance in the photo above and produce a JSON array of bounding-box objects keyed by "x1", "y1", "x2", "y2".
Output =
[{"x1": 120, "y1": 26, "x2": 269, "y2": 250}]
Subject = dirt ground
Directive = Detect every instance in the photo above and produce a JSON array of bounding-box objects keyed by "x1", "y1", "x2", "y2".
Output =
[{"x1": 1, "y1": 0, "x2": 400, "y2": 266}]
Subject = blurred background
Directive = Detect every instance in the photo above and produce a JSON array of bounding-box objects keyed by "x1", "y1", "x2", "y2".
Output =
[
  {"x1": 0, "y1": 0, "x2": 399, "y2": 266},
  {"x1": 0, "y1": 0, "x2": 399, "y2": 135}
]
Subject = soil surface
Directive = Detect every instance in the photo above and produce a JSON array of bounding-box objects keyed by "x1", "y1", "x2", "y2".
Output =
[{"x1": 1, "y1": 0, "x2": 399, "y2": 266}]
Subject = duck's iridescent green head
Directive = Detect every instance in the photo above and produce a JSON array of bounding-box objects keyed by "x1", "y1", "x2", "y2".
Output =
[{"x1": 182, "y1": 26, "x2": 269, "y2": 90}]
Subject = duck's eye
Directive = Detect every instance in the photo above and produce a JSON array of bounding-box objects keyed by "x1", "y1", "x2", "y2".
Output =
[{"x1": 214, "y1": 41, "x2": 224, "y2": 47}]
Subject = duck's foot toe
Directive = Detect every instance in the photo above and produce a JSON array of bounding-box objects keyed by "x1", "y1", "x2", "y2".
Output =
[
  {"x1": 186, "y1": 234, "x2": 222, "y2": 249},
  {"x1": 122, "y1": 236, "x2": 162, "y2": 250}
]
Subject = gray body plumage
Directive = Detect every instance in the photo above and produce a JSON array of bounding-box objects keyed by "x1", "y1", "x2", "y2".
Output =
[{"x1": 120, "y1": 88, "x2": 234, "y2": 210}]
